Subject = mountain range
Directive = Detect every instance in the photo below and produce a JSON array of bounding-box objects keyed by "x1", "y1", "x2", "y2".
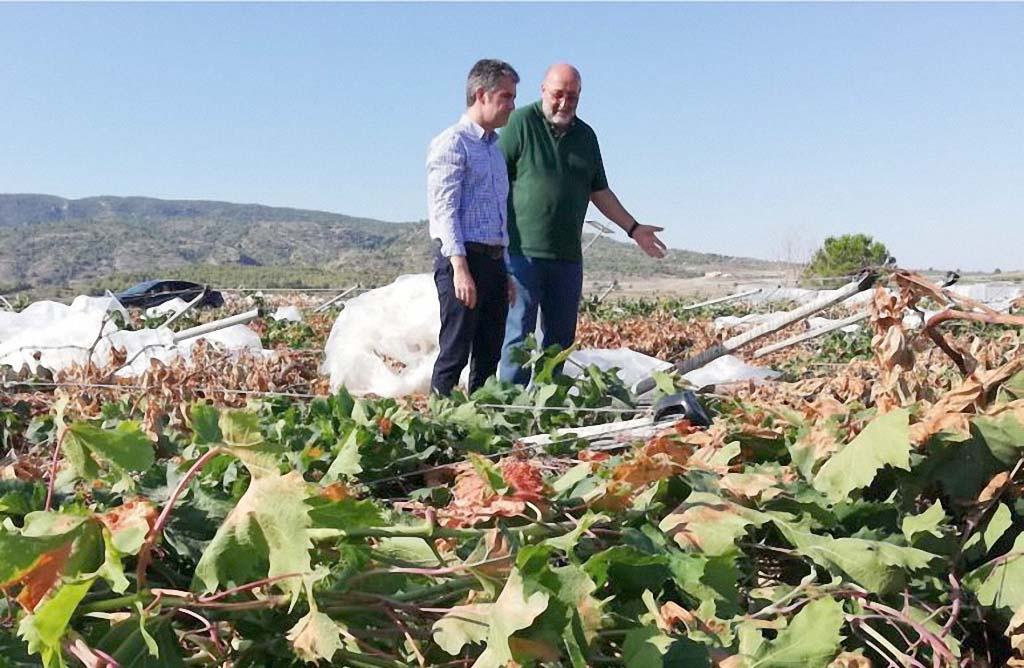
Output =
[{"x1": 0, "y1": 194, "x2": 777, "y2": 296}]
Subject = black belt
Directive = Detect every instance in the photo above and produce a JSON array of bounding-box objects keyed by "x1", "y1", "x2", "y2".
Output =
[{"x1": 464, "y1": 242, "x2": 504, "y2": 260}]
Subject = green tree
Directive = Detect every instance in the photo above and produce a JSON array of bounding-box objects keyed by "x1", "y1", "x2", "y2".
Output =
[{"x1": 804, "y1": 233, "x2": 894, "y2": 279}]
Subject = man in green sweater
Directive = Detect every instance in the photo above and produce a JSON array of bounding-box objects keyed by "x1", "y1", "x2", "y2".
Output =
[{"x1": 498, "y1": 63, "x2": 666, "y2": 385}]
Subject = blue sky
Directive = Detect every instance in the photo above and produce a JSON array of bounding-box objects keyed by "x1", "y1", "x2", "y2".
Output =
[{"x1": 2, "y1": 2, "x2": 1022, "y2": 271}]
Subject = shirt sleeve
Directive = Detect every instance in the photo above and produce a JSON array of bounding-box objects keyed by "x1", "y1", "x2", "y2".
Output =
[
  {"x1": 426, "y1": 131, "x2": 467, "y2": 257},
  {"x1": 590, "y1": 132, "x2": 609, "y2": 192}
]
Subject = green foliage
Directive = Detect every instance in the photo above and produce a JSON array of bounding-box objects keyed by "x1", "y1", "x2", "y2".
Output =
[
  {"x1": 813, "y1": 408, "x2": 911, "y2": 501},
  {"x1": 93, "y1": 615, "x2": 185, "y2": 668},
  {"x1": 3, "y1": 355, "x2": 1024, "y2": 667},
  {"x1": 193, "y1": 471, "x2": 312, "y2": 600},
  {"x1": 739, "y1": 596, "x2": 845, "y2": 667},
  {"x1": 804, "y1": 233, "x2": 894, "y2": 279},
  {"x1": 62, "y1": 421, "x2": 154, "y2": 482},
  {"x1": 261, "y1": 319, "x2": 319, "y2": 349}
]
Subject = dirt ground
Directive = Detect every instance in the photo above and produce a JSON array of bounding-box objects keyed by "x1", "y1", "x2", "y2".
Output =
[
  {"x1": 583, "y1": 268, "x2": 794, "y2": 300},
  {"x1": 583, "y1": 268, "x2": 1024, "y2": 300}
]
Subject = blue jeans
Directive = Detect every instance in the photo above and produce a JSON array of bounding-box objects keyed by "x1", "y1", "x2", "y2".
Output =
[{"x1": 499, "y1": 255, "x2": 583, "y2": 386}]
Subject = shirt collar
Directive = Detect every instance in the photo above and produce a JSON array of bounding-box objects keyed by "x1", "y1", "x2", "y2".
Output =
[{"x1": 460, "y1": 114, "x2": 497, "y2": 143}]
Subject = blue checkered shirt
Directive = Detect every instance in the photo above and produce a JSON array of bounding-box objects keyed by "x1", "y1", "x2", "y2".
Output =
[{"x1": 426, "y1": 115, "x2": 509, "y2": 260}]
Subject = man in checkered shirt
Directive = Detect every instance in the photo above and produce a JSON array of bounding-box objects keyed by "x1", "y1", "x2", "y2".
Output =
[{"x1": 426, "y1": 59, "x2": 519, "y2": 395}]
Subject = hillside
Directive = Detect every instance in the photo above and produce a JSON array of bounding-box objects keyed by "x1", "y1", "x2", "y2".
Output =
[{"x1": 0, "y1": 194, "x2": 781, "y2": 295}]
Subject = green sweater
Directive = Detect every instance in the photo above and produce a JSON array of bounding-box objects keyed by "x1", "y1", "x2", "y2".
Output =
[{"x1": 499, "y1": 101, "x2": 608, "y2": 262}]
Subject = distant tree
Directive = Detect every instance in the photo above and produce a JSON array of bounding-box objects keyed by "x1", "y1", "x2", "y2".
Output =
[{"x1": 804, "y1": 234, "x2": 894, "y2": 279}]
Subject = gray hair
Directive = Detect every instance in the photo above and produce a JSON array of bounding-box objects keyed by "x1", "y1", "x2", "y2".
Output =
[{"x1": 465, "y1": 59, "x2": 519, "y2": 107}]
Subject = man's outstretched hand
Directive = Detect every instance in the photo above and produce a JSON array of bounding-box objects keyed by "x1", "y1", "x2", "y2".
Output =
[{"x1": 633, "y1": 224, "x2": 667, "y2": 258}]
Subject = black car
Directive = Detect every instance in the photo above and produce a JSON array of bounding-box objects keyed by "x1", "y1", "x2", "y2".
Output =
[{"x1": 114, "y1": 280, "x2": 224, "y2": 309}]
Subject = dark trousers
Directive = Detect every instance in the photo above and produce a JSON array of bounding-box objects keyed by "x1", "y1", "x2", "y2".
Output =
[{"x1": 431, "y1": 249, "x2": 509, "y2": 395}]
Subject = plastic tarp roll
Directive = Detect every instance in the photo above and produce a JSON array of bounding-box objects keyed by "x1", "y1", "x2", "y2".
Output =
[
  {"x1": 322, "y1": 274, "x2": 445, "y2": 397},
  {"x1": 681, "y1": 354, "x2": 781, "y2": 388}
]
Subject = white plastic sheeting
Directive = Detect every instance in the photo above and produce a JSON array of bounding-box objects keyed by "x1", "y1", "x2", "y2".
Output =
[
  {"x1": 323, "y1": 274, "x2": 784, "y2": 397},
  {"x1": 807, "y1": 316, "x2": 864, "y2": 334},
  {"x1": 713, "y1": 313, "x2": 777, "y2": 331},
  {"x1": 565, "y1": 348, "x2": 673, "y2": 389},
  {"x1": 721, "y1": 281, "x2": 1022, "y2": 336},
  {"x1": 324, "y1": 274, "x2": 633, "y2": 396},
  {"x1": 735, "y1": 281, "x2": 1023, "y2": 310},
  {"x1": 323, "y1": 274, "x2": 442, "y2": 397},
  {"x1": 681, "y1": 354, "x2": 781, "y2": 388},
  {"x1": 947, "y1": 283, "x2": 1024, "y2": 313},
  {"x1": 272, "y1": 306, "x2": 304, "y2": 322},
  {"x1": 146, "y1": 298, "x2": 190, "y2": 318},
  {"x1": 948, "y1": 282, "x2": 1024, "y2": 304},
  {"x1": 566, "y1": 349, "x2": 780, "y2": 392},
  {"x1": 731, "y1": 284, "x2": 876, "y2": 308},
  {"x1": 0, "y1": 295, "x2": 265, "y2": 377}
]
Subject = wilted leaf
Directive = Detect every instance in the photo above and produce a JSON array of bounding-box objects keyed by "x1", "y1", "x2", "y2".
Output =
[
  {"x1": 194, "y1": 470, "x2": 311, "y2": 600},
  {"x1": 433, "y1": 604, "x2": 490, "y2": 655},
  {"x1": 472, "y1": 569, "x2": 549, "y2": 668},
  {"x1": 657, "y1": 601, "x2": 697, "y2": 633},
  {"x1": 788, "y1": 420, "x2": 841, "y2": 479},
  {"x1": 97, "y1": 499, "x2": 157, "y2": 555},
  {"x1": 217, "y1": 410, "x2": 283, "y2": 477},
  {"x1": 443, "y1": 457, "x2": 548, "y2": 528},
  {"x1": 829, "y1": 652, "x2": 873, "y2": 668},
  {"x1": 720, "y1": 471, "x2": 781, "y2": 501},
  {"x1": 17, "y1": 579, "x2": 94, "y2": 668},
  {"x1": 14, "y1": 543, "x2": 72, "y2": 612},
  {"x1": 979, "y1": 472, "x2": 1012, "y2": 503},
  {"x1": 287, "y1": 608, "x2": 345, "y2": 663},
  {"x1": 0, "y1": 516, "x2": 100, "y2": 612},
  {"x1": 813, "y1": 408, "x2": 910, "y2": 502},
  {"x1": 659, "y1": 492, "x2": 768, "y2": 556}
]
